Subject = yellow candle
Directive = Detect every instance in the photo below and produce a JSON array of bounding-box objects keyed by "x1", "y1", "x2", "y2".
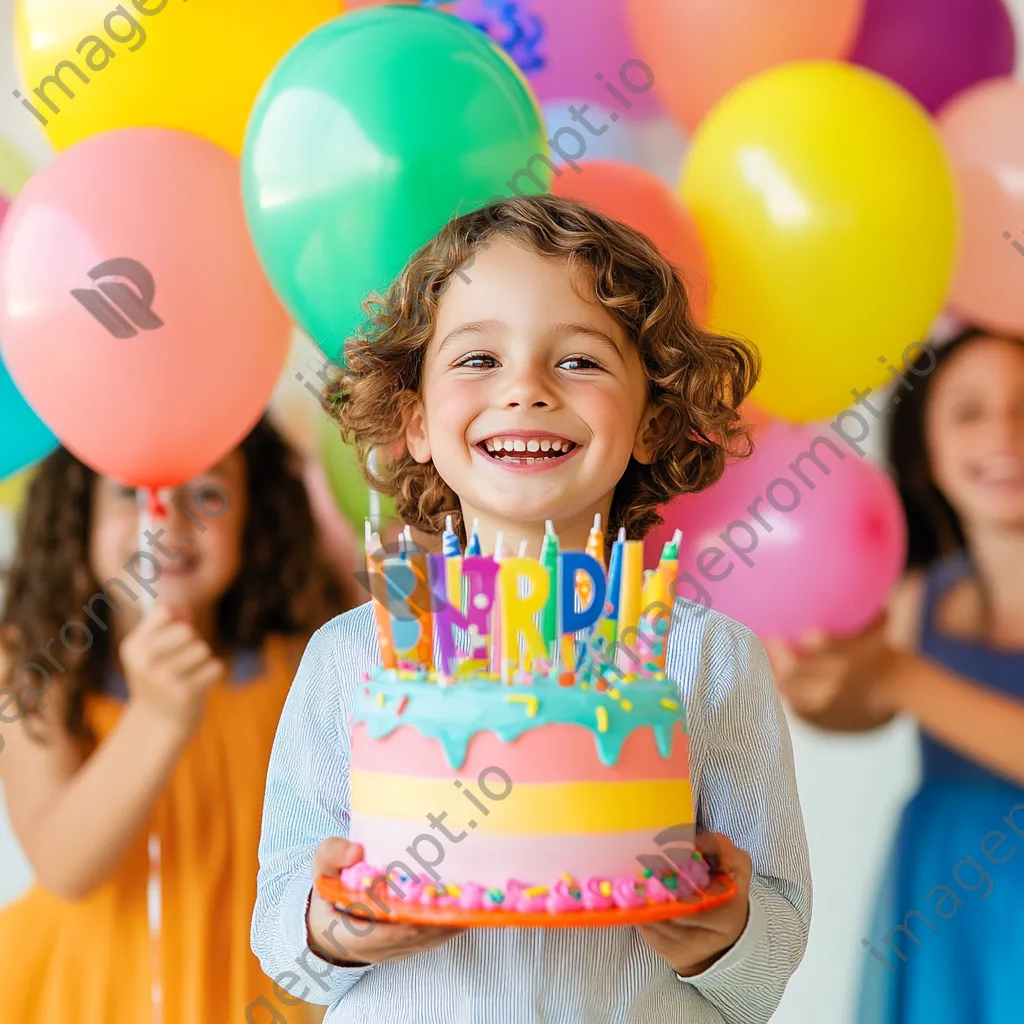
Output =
[
  {"x1": 615, "y1": 540, "x2": 644, "y2": 670},
  {"x1": 640, "y1": 566, "x2": 671, "y2": 671}
]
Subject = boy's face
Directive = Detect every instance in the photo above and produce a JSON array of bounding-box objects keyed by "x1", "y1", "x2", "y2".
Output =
[{"x1": 405, "y1": 238, "x2": 658, "y2": 535}]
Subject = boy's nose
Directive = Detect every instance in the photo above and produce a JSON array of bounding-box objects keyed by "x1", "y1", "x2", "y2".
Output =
[{"x1": 503, "y1": 365, "x2": 556, "y2": 409}]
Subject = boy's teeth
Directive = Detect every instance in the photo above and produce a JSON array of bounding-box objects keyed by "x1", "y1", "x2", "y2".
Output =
[{"x1": 481, "y1": 436, "x2": 577, "y2": 459}]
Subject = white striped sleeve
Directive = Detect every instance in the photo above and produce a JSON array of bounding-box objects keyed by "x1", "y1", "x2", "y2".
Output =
[
  {"x1": 250, "y1": 612, "x2": 378, "y2": 1006},
  {"x1": 669, "y1": 602, "x2": 813, "y2": 1022}
]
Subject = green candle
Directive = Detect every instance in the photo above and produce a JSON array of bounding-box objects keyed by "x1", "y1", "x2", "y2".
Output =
[{"x1": 539, "y1": 519, "x2": 559, "y2": 660}]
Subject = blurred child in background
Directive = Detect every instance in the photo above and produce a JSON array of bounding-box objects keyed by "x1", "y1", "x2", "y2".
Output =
[
  {"x1": 770, "y1": 330, "x2": 1024, "y2": 1024},
  {"x1": 0, "y1": 418, "x2": 345, "y2": 1024}
]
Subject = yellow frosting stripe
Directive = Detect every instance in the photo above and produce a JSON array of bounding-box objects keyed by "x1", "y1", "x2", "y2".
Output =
[{"x1": 349, "y1": 771, "x2": 694, "y2": 834}]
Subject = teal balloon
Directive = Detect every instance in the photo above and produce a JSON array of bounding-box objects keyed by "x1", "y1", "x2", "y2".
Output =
[
  {"x1": 0, "y1": 352, "x2": 59, "y2": 481},
  {"x1": 242, "y1": 6, "x2": 549, "y2": 360}
]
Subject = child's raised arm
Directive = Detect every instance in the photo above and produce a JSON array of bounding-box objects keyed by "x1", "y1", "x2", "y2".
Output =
[{"x1": 0, "y1": 607, "x2": 223, "y2": 900}]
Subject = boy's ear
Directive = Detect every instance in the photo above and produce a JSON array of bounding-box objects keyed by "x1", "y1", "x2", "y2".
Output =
[
  {"x1": 632, "y1": 403, "x2": 674, "y2": 465},
  {"x1": 404, "y1": 400, "x2": 432, "y2": 464}
]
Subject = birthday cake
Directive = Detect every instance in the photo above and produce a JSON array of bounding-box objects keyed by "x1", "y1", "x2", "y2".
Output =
[{"x1": 332, "y1": 520, "x2": 718, "y2": 922}]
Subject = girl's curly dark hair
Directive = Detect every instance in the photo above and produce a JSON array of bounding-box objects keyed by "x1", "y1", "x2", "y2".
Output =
[
  {"x1": 330, "y1": 193, "x2": 760, "y2": 543},
  {"x1": 888, "y1": 327, "x2": 1024, "y2": 570},
  {"x1": 1, "y1": 417, "x2": 345, "y2": 743}
]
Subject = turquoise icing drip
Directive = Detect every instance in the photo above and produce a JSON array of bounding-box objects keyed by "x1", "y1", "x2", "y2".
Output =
[{"x1": 354, "y1": 669, "x2": 688, "y2": 771}]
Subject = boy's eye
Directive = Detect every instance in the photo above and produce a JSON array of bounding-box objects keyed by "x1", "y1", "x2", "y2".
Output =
[
  {"x1": 558, "y1": 355, "x2": 602, "y2": 371},
  {"x1": 453, "y1": 351, "x2": 499, "y2": 369},
  {"x1": 118, "y1": 484, "x2": 138, "y2": 499}
]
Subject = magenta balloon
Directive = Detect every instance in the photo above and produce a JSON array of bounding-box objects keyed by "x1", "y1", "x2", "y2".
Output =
[
  {"x1": 648, "y1": 424, "x2": 907, "y2": 641},
  {"x1": 851, "y1": 0, "x2": 1016, "y2": 114},
  {"x1": 451, "y1": 0, "x2": 660, "y2": 119}
]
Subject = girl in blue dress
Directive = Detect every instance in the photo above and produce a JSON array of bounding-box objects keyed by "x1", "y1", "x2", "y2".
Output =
[{"x1": 769, "y1": 328, "x2": 1024, "y2": 1024}]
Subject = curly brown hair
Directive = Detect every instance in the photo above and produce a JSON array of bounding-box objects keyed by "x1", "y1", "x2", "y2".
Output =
[
  {"x1": 1, "y1": 418, "x2": 345, "y2": 743},
  {"x1": 331, "y1": 193, "x2": 760, "y2": 542}
]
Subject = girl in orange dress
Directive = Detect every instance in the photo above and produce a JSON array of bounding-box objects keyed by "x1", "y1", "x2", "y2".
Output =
[{"x1": 0, "y1": 418, "x2": 344, "y2": 1024}]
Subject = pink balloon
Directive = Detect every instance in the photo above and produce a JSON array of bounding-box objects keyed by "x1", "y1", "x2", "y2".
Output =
[
  {"x1": 648, "y1": 424, "x2": 907, "y2": 640},
  {"x1": 0, "y1": 128, "x2": 289, "y2": 488},
  {"x1": 938, "y1": 79, "x2": 1024, "y2": 336}
]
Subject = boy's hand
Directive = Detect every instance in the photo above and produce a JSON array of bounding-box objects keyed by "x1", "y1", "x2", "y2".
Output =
[
  {"x1": 307, "y1": 838, "x2": 464, "y2": 967},
  {"x1": 637, "y1": 833, "x2": 752, "y2": 977}
]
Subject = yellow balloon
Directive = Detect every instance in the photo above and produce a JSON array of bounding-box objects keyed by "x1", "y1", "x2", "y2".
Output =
[
  {"x1": 681, "y1": 61, "x2": 958, "y2": 423},
  {"x1": 14, "y1": 0, "x2": 343, "y2": 156}
]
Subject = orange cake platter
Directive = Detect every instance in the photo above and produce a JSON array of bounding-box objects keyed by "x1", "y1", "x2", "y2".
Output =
[{"x1": 316, "y1": 872, "x2": 737, "y2": 928}]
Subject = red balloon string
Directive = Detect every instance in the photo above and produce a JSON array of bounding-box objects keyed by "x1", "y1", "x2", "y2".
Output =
[{"x1": 146, "y1": 487, "x2": 167, "y2": 521}]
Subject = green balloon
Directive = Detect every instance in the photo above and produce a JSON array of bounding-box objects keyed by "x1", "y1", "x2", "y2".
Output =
[
  {"x1": 321, "y1": 420, "x2": 397, "y2": 530},
  {"x1": 242, "y1": 6, "x2": 550, "y2": 361}
]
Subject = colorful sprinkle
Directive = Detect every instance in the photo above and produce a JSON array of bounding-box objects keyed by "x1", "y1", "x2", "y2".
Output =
[
  {"x1": 595, "y1": 679, "x2": 608, "y2": 692},
  {"x1": 448, "y1": 884, "x2": 461, "y2": 897},
  {"x1": 599, "y1": 881, "x2": 612, "y2": 897},
  {"x1": 620, "y1": 700, "x2": 633, "y2": 712},
  {"x1": 608, "y1": 687, "x2": 620, "y2": 700},
  {"x1": 396, "y1": 696, "x2": 409, "y2": 715},
  {"x1": 660, "y1": 698, "x2": 680, "y2": 711},
  {"x1": 596, "y1": 706, "x2": 609, "y2": 733},
  {"x1": 505, "y1": 694, "x2": 539, "y2": 718},
  {"x1": 560, "y1": 873, "x2": 576, "y2": 885},
  {"x1": 487, "y1": 889, "x2": 504, "y2": 904},
  {"x1": 524, "y1": 886, "x2": 548, "y2": 897},
  {"x1": 376, "y1": 692, "x2": 385, "y2": 708},
  {"x1": 641, "y1": 868, "x2": 653, "y2": 878}
]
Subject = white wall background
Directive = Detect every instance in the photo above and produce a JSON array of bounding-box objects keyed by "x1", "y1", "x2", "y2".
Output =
[{"x1": 2, "y1": 4, "x2": 1023, "y2": 1019}]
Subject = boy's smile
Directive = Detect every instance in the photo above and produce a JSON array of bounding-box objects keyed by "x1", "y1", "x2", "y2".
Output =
[
  {"x1": 404, "y1": 238, "x2": 662, "y2": 550},
  {"x1": 473, "y1": 430, "x2": 580, "y2": 471}
]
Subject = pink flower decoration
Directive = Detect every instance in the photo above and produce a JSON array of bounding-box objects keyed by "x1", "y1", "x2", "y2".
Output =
[
  {"x1": 459, "y1": 883, "x2": 486, "y2": 911},
  {"x1": 546, "y1": 879, "x2": 583, "y2": 914},
  {"x1": 611, "y1": 875, "x2": 647, "y2": 910},
  {"x1": 644, "y1": 875, "x2": 673, "y2": 904},
  {"x1": 581, "y1": 877, "x2": 615, "y2": 911}
]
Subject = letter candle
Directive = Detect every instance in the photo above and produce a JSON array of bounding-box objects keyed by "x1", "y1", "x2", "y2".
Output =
[
  {"x1": 567, "y1": 512, "x2": 604, "y2": 669},
  {"x1": 560, "y1": 552, "x2": 606, "y2": 671},
  {"x1": 615, "y1": 540, "x2": 644, "y2": 672},
  {"x1": 431, "y1": 552, "x2": 498, "y2": 674},
  {"x1": 499, "y1": 553, "x2": 550, "y2": 682},
  {"x1": 365, "y1": 523, "x2": 396, "y2": 669}
]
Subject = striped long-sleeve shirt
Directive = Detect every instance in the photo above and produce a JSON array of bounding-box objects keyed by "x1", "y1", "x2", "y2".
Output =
[{"x1": 251, "y1": 598, "x2": 811, "y2": 1023}]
